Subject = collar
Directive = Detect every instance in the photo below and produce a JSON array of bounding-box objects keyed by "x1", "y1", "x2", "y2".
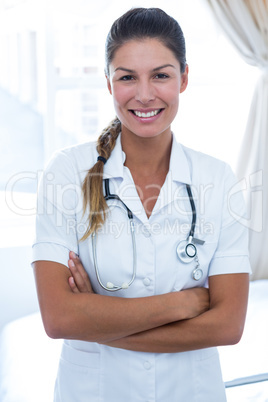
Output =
[
  {"x1": 102, "y1": 133, "x2": 125, "y2": 180},
  {"x1": 103, "y1": 133, "x2": 191, "y2": 185},
  {"x1": 168, "y1": 135, "x2": 192, "y2": 185},
  {"x1": 100, "y1": 133, "x2": 192, "y2": 222}
]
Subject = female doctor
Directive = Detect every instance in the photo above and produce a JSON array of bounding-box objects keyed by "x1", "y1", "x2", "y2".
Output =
[{"x1": 33, "y1": 7, "x2": 251, "y2": 402}]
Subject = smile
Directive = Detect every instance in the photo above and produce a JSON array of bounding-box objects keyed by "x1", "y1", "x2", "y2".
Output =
[{"x1": 131, "y1": 109, "x2": 163, "y2": 118}]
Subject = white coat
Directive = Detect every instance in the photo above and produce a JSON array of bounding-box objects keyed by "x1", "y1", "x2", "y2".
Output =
[{"x1": 32, "y1": 135, "x2": 251, "y2": 402}]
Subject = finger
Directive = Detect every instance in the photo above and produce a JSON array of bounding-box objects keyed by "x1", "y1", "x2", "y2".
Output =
[
  {"x1": 69, "y1": 253, "x2": 93, "y2": 293},
  {"x1": 68, "y1": 257, "x2": 94, "y2": 293},
  {"x1": 68, "y1": 276, "x2": 80, "y2": 294},
  {"x1": 68, "y1": 259, "x2": 89, "y2": 293},
  {"x1": 69, "y1": 257, "x2": 89, "y2": 286}
]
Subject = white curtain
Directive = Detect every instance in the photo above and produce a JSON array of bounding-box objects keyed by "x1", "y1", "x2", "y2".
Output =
[{"x1": 204, "y1": 0, "x2": 268, "y2": 280}]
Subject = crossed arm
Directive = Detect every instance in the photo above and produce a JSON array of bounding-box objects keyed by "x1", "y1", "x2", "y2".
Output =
[{"x1": 33, "y1": 252, "x2": 249, "y2": 353}]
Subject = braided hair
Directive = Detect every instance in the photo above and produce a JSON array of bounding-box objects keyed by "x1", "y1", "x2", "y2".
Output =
[{"x1": 81, "y1": 8, "x2": 186, "y2": 239}]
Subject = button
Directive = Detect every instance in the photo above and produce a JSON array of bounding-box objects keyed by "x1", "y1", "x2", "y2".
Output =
[
  {"x1": 142, "y1": 226, "x2": 151, "y2": 237},
  {"x1": 143, "y1": 361, "x2": 151, "y2": 370},
  {"x1": 143, "y1": 230, "x2": 151, "y2": 238},
  {"x1": 143, "y1": 278, "x2": 151, "y2": 286}
]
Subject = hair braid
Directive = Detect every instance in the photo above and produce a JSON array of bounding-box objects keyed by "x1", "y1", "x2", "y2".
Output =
[{"x1": 81, "y1": 117, "x2": 121, "y2": 241}]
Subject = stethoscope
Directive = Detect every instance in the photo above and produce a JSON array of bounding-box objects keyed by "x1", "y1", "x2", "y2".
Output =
[
  {"x1": 92, "y1": 179, "x2": 205, "y2": 292},
  {"x1": 176, "y1": 184, "x2": 204, "y2": 281}
]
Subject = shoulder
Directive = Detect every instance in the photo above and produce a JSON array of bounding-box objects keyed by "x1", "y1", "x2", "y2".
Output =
[
  {"x1": 180, "y1": 144, "x2": 235, "y2": 186},
  {"x1": 181, "y1": 144, "x2": 227, "y2": 173},
  {"x1": 180, "y1": 145, "x2": 245, "y2": 219},
  {"x1": 43, "y1": 140, "x2": 98, "y2": 181},
  {"x1": 50, "y1": 140, "x2": 98, "y2": 170},
  {"x1": 40, "y1": 140, "x2": 98, "y2": 188}
]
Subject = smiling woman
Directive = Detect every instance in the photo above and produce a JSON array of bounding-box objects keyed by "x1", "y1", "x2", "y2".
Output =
[
  {"x1": 32, "y1": 7, "x2": 251, "y2": 402},
  {"x1": 107, "y1": 39, "x2": 188, "y2": 141}
]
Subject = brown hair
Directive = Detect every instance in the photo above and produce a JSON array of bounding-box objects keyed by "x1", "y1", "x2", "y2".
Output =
[
  {"x1": 81, "y1": 8, "x2": 186, "y2": 240},
  {"x1": 81, "y1": 117, "x2": 121, "y2": 240}
]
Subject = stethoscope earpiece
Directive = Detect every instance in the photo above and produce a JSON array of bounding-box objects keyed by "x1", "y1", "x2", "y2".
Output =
[{"x1": 106, "y1": 282, "x2": 129, "y2": 290}]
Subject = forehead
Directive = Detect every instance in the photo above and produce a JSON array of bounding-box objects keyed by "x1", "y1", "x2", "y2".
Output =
[{"x1": 110, "y1": 38, "x2": 180, "y2": 71}]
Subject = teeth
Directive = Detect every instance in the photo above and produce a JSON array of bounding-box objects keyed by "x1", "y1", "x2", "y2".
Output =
[{"x1": 133, "y1": 109, "x2": 161, "y2": 118}]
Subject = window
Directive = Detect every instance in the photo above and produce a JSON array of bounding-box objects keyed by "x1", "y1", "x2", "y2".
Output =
[{"x1": 0, "y1": 0, "x2": 257, "y2": 247}]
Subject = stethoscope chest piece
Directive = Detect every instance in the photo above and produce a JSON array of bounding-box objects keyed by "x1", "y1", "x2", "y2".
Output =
[
  {"x1": 176, "y1": 238, "x2": 197, "y2": 263},
  {"x1": 177, "y1": 236, "x2": 204, "y2": 281}
]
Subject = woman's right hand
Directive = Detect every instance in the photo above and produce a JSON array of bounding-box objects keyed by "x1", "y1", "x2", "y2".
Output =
[{"x1": 180, "y1": 287, "x2": 210, "y2": 320}]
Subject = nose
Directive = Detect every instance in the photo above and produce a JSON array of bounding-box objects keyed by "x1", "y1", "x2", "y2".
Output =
[{"x1": 135, "y1": 79, "x2": 155, "y2": 104}]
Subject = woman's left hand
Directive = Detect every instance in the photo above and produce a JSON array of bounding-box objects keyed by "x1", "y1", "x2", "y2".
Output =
[{"x1": 68, "y1": 251, "x2": 94, "y2": 294}]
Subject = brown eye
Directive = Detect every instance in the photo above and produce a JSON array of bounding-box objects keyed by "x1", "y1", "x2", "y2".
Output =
[
  {"x1": 155, "y1": 73, "x2": 169, "y2": 79},
  {"x1": 120, "y1": 75, "x2": 134, "y2": 81}
]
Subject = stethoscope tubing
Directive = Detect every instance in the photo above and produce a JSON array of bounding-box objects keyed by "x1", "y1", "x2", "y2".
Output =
[
  {"x1": 92, "y1": 227, "x2": 137, "y2": 291},
  {"x1": 92, "y1": 179, "x2": 137, "y2": 291},
  {"x1": 186, "y1": 184, "x2": 196, "y2": 238},
  {"x1": 92, "y1": 179, "x2": 201, "y2": 291}
]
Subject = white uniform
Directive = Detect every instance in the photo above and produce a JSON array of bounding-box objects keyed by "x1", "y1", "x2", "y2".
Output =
[{"x1": 32, "y1": 135, "x2": 251, "y2": 402}]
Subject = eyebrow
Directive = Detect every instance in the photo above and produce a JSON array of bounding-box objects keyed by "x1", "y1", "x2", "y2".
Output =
[{"x1": 114, "y1": 64, "x2": 176, "y2": 73}]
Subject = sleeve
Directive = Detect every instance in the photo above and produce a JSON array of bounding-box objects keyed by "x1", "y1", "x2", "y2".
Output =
[
  {"x1": 208, "y1": 164, "x2": 252, "y2": 276},
  {"x1": 31, "y1": 150, "x2": 81, "y2": 268}
]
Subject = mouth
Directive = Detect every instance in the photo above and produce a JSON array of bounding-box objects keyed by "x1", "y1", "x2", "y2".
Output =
[{"x1": 130, "y1": 109, "x2": 164, "y2": 118}]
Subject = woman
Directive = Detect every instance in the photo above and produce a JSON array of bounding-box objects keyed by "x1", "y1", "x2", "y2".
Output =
[{"x1": 33, "y1": 8, "x2": 251, "y2": 402}]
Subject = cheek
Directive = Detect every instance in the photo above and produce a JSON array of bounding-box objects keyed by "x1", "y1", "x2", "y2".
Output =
[
  {"x1": 171, "y1": 83, "x2": 181, "y2": 99},
  {"x1": 112, "y1": 85, "x2": 133, "y2": 109},
  {"x1": 158, "y1": 82, "x2": 180, "y2": 104},
  {"x1": 166, "y1": 87, "x2": 180, "y2": 109}
]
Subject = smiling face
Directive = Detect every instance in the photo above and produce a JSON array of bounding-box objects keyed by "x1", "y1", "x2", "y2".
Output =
[{"x1": 106, "y1": 38, "x2": 188, "y2": 141}]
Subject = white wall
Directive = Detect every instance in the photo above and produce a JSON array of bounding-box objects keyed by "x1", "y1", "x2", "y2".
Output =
[{"x1": 0, "y1": 245, "x2": 39, "y2": 332}]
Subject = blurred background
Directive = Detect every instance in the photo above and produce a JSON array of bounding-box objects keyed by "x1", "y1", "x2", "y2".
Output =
[
  {"x1": 0, "y1": 0, "x2": 258, "y2": 331},
  {"x1": 1, "y1": 1, "x2": 268, "y2": 401}
]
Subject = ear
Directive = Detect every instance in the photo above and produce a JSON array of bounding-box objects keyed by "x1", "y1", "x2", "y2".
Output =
[
  {"x1": 180, "y1": 64, "x2": 189, "y2": 94},
  {"x1": 106, "y1": 75, "x2": 112, "y2": 95}
]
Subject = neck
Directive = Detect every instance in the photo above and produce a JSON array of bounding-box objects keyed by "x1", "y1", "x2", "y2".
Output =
[{"x1": 121, "y1": 129, "x2": 173, "y2": 176}]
